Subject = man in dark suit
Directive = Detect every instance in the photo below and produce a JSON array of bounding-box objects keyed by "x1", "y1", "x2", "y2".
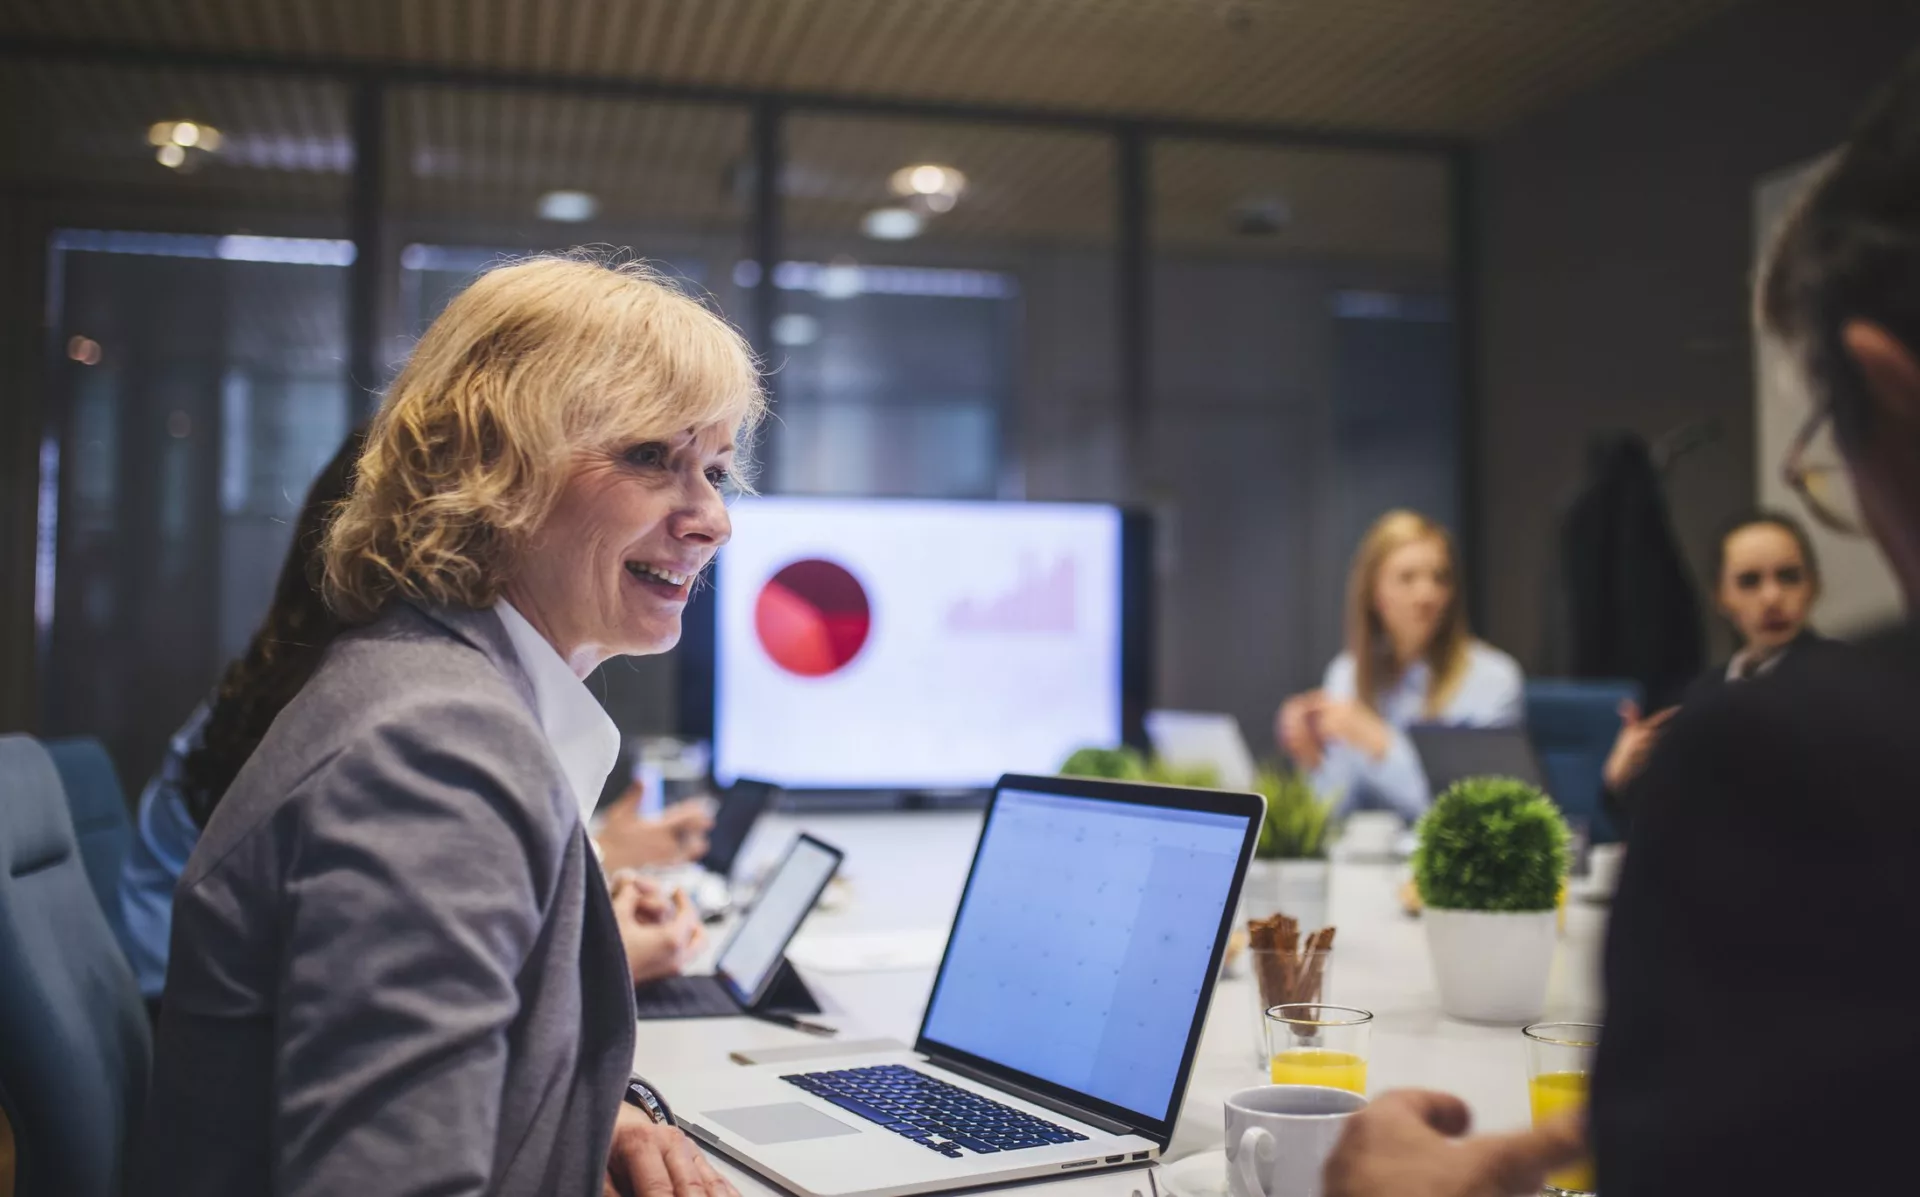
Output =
[{"x1": 1324, "y1": 47, "x2": 1920, "y2": 1197}]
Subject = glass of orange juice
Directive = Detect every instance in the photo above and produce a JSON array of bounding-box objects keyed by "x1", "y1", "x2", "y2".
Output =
[
  {"x1": 1264, "y1": 1004, "x2": 1372, "y2": 1095},
  {"x1": 1523, "y1": 1021, "x2": 1601, "y2": 1195}
]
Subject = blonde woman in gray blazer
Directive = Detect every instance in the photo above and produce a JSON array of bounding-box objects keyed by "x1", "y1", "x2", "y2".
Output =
[{"x1": 138, "y1": 257, "x2": 765, "y2": 1197}]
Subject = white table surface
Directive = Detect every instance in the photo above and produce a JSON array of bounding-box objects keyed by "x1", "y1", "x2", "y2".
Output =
[{"x1": 639, "y1": 809, "x2": 1607, "y2": 1195}]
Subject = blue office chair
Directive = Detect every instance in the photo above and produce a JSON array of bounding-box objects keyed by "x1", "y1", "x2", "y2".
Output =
[
  {"x1": 0, "y1": 735, "x2": 151, "y2": 1197},
  {"x1": 44, "y1": 737, "x2": 133, "y2": 947},
  {"x1": 1525, "y1": 679, "x2": 1639, "y2": 845}
]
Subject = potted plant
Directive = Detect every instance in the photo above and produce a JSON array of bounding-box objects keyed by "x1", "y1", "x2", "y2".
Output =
[
  {"x1": 1058, "y1": 747, "x2": 1221, "y2": 790},
  {"x1": 1242, "y1": 766, "x2": 1338, "y2": 930},
  {"x1": 1059, "y1": 746, "x2": 1148, "y2": 781},
  {"x1": 1413, "y1": 776, "x2": 1571, "y2": 1024}
]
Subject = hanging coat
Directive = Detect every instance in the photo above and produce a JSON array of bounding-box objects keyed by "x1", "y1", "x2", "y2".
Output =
[{"x1": 1554, "y1": 431, "x2": 1705, "y2": 709}]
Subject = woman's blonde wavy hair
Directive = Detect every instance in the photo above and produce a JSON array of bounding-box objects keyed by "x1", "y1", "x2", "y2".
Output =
[
  {"x1": 1345, "y1": 509, "x2": 1474, "y2": 718},
  {"x1": 324, "y1": 255, "x2": 766, "y2": 624}
]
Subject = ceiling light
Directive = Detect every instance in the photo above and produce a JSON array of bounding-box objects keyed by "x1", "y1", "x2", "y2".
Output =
[
  {"x1": 817, "y1": 260, "x2": 864, "y2": 301},
  {"x1": 149, "y1": 120, "x2": 221, "y2": 152},
  {"x1": 67, "y1": 335, "x2": 102, "y2": 366},
  {"x1": 890, "y1": 163, "x2": 966, "y2": 200},
  {"x1": 537, "y1": 190, "x2": 599, "y2": 222},
  {"x1": 156, "y1": 144, "x2": 187, "y2": 168},
  {"x1": 919, "y1": 192, "x2": 957, "y2": 214},
  {"x1": 771, "y1": 313, "x2": 822, "y2": 347},
  {"x1": 861, "y1": 207, "x2": 924, "y2": 241}
]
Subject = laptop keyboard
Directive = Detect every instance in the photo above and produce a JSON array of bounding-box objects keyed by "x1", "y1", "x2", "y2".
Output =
[{"x1": 780, "y1": 1064, "x2": 1091, "y2": 1158}]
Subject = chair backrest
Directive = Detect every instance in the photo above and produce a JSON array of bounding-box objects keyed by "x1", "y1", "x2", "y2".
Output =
[
  {"x1": 1524, "y1": 679, "x2": 1640, "y2": 845},
  {"x1": 0, "y1": 735, "x2": 150, "y2": 1197},
  {"x1": 42, "y1": 739, "x2": 132, "y2": 946}
]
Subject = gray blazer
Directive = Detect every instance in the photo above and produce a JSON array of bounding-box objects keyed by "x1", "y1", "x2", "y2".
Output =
[{"x1": 136, "y1": 603, "x2": 637, "y2": 1197}]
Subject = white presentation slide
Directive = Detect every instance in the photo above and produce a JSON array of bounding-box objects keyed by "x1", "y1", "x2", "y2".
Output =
[{"x1": 713, "y1": 497, "x2": 1124, "y2": 789}]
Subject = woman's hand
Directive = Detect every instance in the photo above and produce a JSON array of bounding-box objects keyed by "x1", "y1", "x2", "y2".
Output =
[
  {"x1": 1277, "y1": 692, "x2": 1329, "y2": 770},
  {"x1": 1314, "y1": 699, "x2": 1393, "y2": 761},
  {"x1": 613, "y1": 879, "x2": 705, "y2": 985},
  {"x1": 605, "y1": 1106, "x2": 740, "y2": 1197},
  {"x1": 1603, "y1": 701, "x2": 1679, "y2": 793},
  {"x1": 1322, "y1": 1089, "x2": 1584, "y2": 1197},
  {"x1": 597, "y1": 795, "x2": 716, "y2": 872}
]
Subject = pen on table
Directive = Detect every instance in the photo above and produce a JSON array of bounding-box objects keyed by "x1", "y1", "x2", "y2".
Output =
[{"x1": 752, "y1": 1010, "x2": 837, "y2": 1037}]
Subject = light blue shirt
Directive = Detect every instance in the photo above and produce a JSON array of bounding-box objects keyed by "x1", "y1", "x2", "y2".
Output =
[
  {"x1": 1312, "y1": 642, "x2": 1524, "y2": 822},
  {"x1": 118, "y1": 702, "x2": 210, "y2": 999}
]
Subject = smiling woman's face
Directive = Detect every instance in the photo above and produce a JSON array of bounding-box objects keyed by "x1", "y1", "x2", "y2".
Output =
[{"x1": 505, "y1": 421, "x2": 736, "y2": 675}]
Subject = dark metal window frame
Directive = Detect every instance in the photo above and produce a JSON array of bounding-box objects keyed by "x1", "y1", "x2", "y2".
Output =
[{"x1": 0, "y1": 33, "x2": 1481, "y2": 732}]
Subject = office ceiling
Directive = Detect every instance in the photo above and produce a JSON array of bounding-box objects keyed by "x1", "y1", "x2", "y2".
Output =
[
  {"x1": 1, "y1": 0, "x2": 1747, "y2": 137},
  {"x1": 0, "y1": 60, "x2": 1452, "y2": 262},
  {"x1": 0, "y1": 1, "x2": 1743, "y2": 264}
]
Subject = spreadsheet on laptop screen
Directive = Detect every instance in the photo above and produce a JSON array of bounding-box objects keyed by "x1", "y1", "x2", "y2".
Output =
[{"x1": 920, "y1": 788, "x2": 1247, "y2": 1122}]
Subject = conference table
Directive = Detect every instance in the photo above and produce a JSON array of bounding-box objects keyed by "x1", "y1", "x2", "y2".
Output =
[{"x1": 641, "y1": 808, "x2": 1609, "y2": 1197}]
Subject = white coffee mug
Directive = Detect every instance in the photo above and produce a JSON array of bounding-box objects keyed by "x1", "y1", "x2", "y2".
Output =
[{"x1": 1225, "y1": 1085, "x2": 1368, "y2": 1197}]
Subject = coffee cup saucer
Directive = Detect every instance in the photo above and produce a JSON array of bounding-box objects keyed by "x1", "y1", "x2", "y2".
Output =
[{"x1": 1156, "y1": 1149, "x2": 1229, "y2": 1197}]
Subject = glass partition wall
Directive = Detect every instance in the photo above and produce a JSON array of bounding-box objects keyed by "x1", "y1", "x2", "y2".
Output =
[
  {"x1": 1149, "y1": 140, "x2": 1457, "y2": 746},
  {"x1": 2, "y1": 52, "x2": 1461, "y2": 788}
]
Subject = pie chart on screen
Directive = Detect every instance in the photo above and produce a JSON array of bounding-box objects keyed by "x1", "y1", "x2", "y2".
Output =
[{"x1": 755, "y1": 559, "x2": 872, "y2": 678}]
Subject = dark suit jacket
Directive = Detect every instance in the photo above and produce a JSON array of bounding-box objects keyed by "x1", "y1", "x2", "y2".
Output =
[
  {"x1": 1678, "y1": 629, "x2": 1841, "y2": 704},
  {"x1": 137, "y1": 603, "x2": 637, "y2": 1197},
  {"x1": 1607, "y1": 631, "x2": 1845, "y2": 833},
  {"x1": 1592, "y1": 623, "x2": 1920, "y2": 1195}
]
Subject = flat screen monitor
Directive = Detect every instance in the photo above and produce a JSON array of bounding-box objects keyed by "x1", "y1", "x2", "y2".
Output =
[{"x1": 707, "y1": 497, "x2": 1137, "y2": 791}]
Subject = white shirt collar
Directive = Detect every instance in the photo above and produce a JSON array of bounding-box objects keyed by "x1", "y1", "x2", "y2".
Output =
[
  {"x1": 1726, "y1": 642, "x2": 1790, "y2": 683},
  {"x1": 492, "y1": 599, "x2": 622, "y2": 825}
]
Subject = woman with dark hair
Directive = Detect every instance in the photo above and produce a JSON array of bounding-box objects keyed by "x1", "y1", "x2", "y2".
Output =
[
  {"x1": 117, "y1": 434, "x2": 362, "y2": 1008},
  {"x1": 1601, "y1": 508, "x2": 1840, "y2": 803}
]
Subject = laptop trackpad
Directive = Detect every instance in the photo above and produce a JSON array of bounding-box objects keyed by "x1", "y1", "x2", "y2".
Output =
[{"x1": 706, "y1": 1103, "x2": 865, "y2": 1145}]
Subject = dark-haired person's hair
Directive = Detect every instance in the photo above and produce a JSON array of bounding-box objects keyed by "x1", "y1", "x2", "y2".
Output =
[
  {"x1": 1711, "y1": 510, "x2": 1822, "y2": 593},
  {"x1": 1761, "y1": 49, "x2": 1920, "y2": 452},
  {"x1": 179, "y1": 432, "x2": 364, "y2": 827}
]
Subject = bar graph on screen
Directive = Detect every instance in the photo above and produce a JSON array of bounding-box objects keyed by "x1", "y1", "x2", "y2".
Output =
[{"x1": 946, "y1": 556, "x2": 1077, "y2": 634}]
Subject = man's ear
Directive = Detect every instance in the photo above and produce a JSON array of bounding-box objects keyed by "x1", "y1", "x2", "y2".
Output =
[{"x1": 1843, "y1": 320, "x2": 1920, "y2": 432}]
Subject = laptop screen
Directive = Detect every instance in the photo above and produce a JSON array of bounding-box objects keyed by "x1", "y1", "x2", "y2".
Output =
[{"x1": 918, "y1": 784, "x2": 1252, "y2": 1127}]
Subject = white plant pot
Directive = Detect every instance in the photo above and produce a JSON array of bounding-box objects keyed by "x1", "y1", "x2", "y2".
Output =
[
  {"x1": 1241, "y1": 858, "x2": 1332, "y2": 931},
  {"x1": 1423, "y1": 907, "x2": 1558, "y2": 1024}
]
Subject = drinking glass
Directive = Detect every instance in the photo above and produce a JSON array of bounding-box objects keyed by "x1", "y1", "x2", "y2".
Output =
[
  {"x1": 1247, "y1": 948, "x2": 1333, "y2": 1067},
  {"x1": 1264, "y1": 1004, "x2": 1372, "y2": 1095},
  {"x1": 1523, "y1": 1021, "x2": 1601, "y2": 1195}
]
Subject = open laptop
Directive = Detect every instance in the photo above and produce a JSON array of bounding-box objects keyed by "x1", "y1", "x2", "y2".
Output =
[
  {"x1": 634, "y1": 833, "x2": 841, "y2": 1020},
  {"x1": 1144, "y1": 709, "x2": 1258, "y2": 789},
  {"x1": 668, "y1": 772, "x2": 1265, "y2": 1197},
  {"x1": 1408, "y1": 725, "x2": 1545, "y2": 797}
]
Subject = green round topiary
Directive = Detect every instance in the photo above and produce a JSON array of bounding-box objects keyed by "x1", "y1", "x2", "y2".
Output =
[
  {"x1": 1059, "y1": 746, "x2": 1147, "y2": 781},
  {"x1": 1412, "y1": 776, "x2": 1570, "y2": 912}
]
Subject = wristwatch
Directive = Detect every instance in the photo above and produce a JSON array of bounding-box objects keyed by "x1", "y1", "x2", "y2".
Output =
[{"x1": 624, "y1": 1075, "x2": 675, "y2": 1126}]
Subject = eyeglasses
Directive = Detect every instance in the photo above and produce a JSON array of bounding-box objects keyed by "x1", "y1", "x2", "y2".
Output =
[{"x1": 1782, "y1": 402, "x2": 1865, "y2": 536}]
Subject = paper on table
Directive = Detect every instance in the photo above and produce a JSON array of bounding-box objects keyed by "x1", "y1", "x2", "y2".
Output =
[{"x1": 785, "y1": 928, "x2": 949, "y2": 974}]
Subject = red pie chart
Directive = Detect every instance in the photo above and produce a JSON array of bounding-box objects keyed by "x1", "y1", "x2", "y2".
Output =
[{"x1": 755, "y1": 559, "x2": 872, "y2": 678}]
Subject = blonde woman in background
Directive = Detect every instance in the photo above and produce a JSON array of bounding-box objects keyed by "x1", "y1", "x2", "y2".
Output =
[
  {"x1": 1276, "y1": 510, "x2": 1523, "y2": 820},
  {"x1": 138, "y1": 257, "x2": 761, "y2": 1197}
]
